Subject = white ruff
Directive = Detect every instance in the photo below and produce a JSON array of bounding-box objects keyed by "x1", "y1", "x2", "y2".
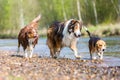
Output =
[
  {"x1": 62, "y1": 19, "x2": 78, "y2": 47},
  {"x1": 63, "y1": 19, "x2": 73, "y2": 35}
]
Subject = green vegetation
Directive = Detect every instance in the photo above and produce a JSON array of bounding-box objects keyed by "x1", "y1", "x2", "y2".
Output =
[
  {"x1": 8, "y1": 75, "x2": 23, "y2": 80},
  {"x1": 104, "y1": 52, "x2": 120, "y2": 58},
  {"x1": 0, "y1": 0, "x2": 120, "y2": 38},
  {"x1": 83, "y1": 23, "x2": 120, "y2": 37}
]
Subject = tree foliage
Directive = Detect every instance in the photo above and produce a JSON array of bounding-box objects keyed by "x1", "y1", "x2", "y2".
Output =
[{"x1": 0, "y1": 0, "x2": 119, "y2": 35}]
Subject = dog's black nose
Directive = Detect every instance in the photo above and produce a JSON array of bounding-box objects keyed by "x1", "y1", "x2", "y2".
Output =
[
  {"x1": 102, "y1": 49, "x2": 105, "y2": 51},
  {"x1": 74, "y1": 33, "x2": 80, "y2": 38},
  {"x1": 78, "y1": 34, "x2": 81, "y2": 37}
]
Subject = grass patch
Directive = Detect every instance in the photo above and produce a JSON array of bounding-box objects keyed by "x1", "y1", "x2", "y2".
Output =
[
  {"x1": 0, "y1": 33, "x2": 17, "y2": 39},
  {"x1": 8, "y1": 75, "x2": 23, "y2": 80},
  {"x1": 83, "y1": 23, "x2": 120, "y2": 37},
  {"x1": 104, "y1": 52, "x2": 120, "y2": 58}
]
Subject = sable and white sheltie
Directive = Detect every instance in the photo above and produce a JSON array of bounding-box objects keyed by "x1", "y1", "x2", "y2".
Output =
[{"x1": 47, "y1": 19, "x2": 83, "y2": 59}]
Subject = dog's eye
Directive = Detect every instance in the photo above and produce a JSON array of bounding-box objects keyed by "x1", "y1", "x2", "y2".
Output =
[{"x1": 71, "y1": 25, "x2": 74, "y2": 28}]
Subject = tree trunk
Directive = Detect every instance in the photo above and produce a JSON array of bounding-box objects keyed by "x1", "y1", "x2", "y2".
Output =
[
  {"x1": 119, "y1": 0, "x2": 120, "y2": 12},
  {"x1": 84, "y1": 0, "x2": 88, "y2": 6},
  {"x1": 119, "y1": 0, "x2": 120, "y2": 19},
  {"x1": 111, "y1": 0, "x2": 119, "y2": 17},
  {"x1": 61, "y1": 0, "x2": 67, "y2": 20},
  {"x1": 77, "y1": 0, "x2": 82, "y2": 21},
  {"x1": 92, "y1": 0, "x2": 98, "y2": 25},
  {"x1": 19, "y1": 0, "x2": 24, "y2": 28}
]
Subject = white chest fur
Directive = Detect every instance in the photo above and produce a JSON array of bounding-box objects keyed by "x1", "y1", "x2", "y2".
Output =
[{"x1": 62, "y1": 33, "x2": 78, "y2": 47}]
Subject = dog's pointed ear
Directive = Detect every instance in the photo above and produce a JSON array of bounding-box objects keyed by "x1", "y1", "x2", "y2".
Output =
[
  {"x1": 96, "y1": 41, "x2": 103, "y2": 48},
  {"x1": 71, "y1": 19, "x2": 76, "y2": 24},
  {"x1": 95, "y1": 42, "x2": 99, "y2": 47},
  {"x1": 78, "y1": 20, "x2": 83, "y2": 30},
  {"x1": 78, "y1": 20, "x2": 83, "y2": 26}
]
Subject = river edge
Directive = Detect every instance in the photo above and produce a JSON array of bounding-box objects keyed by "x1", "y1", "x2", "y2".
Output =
[{"x1": 0, "y1": 50, "x2": 120, "y2": 80}]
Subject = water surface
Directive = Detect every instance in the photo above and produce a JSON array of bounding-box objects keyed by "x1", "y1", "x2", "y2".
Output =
[{"x1": 0, "y1": 37, "x2": 120, "y2": 66}]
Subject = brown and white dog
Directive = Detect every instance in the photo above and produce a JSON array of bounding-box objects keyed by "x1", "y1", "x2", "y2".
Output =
[
  {"x1": 84, "y1": 27, "x2": 106, "y2": 60},
  {"x1": 17, "y1": 15, "x2": 41, "y2": 58},
  {"x1": 47, "y1": 19, "x2": 82, "y2": 59}
]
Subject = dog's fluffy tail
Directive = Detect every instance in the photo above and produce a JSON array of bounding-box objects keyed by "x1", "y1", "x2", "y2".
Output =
[
  {"x1": 83, "y1": 26, "x2": 91, "y2": 38},
  {"x1": 32, "y1": 14, "x2": 41, "y2": 23},
  {"x1": 29, "y1": 14, "x2": 41, "y2": 28}
]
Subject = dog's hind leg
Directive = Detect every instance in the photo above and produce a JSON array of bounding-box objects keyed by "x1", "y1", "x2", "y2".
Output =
[
  {"x1": 54, "y1": 48, "x2": 61, "y2": 58},
  {"x1": 50, "y1": 48, "x2": 56, "y2": 58},
  {"x1": 16, "y1": 41, "x2": 21, "y2": 56},
  {"x1": 17, "y1": 41, "x2": 20, "y2": 53},
  {"x1": 90, "y1": 52, "x2": 92, "y2": 60},
  {"x1": 89, "y1": 49, "x2": 93, "y2": 60},
  {"x1": 24, "y1": 48, "x2": 28, "y2": 58},
  {"x1": 89, "y1": 46, "x2": 94, "y2": 60}
]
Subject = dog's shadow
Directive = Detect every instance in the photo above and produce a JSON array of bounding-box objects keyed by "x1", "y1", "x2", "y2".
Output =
[{"x1": 10, "y1": 54, "x2": 24, "y2": 58}]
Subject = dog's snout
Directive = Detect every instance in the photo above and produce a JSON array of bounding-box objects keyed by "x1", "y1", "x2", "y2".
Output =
[
  {"x1": 74, "y1": 33, "x2": 81, "y2": 38},
  {"x1": 34, "y1": 35, "x2": 37, "y2": 38},
  {"x1": 33, "y1": 34, "x2": 38, "y2": 38}
]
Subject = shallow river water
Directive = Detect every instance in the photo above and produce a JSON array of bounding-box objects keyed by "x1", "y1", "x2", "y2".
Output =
[{"x1": 0, "y1": 36, "x2": 120, "y2": 66}]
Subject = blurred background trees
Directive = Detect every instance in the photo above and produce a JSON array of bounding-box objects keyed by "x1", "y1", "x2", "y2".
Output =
[{"x1": 0, "y1": 0, "x2": 119, "y2": 38}]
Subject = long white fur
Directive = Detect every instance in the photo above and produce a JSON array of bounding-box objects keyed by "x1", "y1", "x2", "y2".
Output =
[
  {"x1": 62, "y1": 19, "x2": 80, "y2": 58},
  {"x1": 62, "y1": 19, "x2": 75, "y2": 46},
  {"x1": 63, "y1": 19, "x2": 73, "y2": 35}
]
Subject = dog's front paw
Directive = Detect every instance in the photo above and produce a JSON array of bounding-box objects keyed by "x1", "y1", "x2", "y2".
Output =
[
  {"x1": 92, "y1": 57, "x2": 97, "y2": 60},
  {"x1": 51, "y1": 55, "x2": 58, "y2": 59},
  {"x1": 99, "y1": 57, "x2": 103, "y2": 60},
  {"x1": 29, "y1": 55, "x2": 33, "y2": 58},
  {"x1": 99, "y1": 55, "x2": 103, "y2": 60},
  {"x1": 25, "y1": 53, "x2": 28, "y2": 58},
  {"x1": 53, "y1": 56, "x2": 57, "y2": 59},
  {"x1": 75, "y1": 55, "x2": 81, "y2": 59}
]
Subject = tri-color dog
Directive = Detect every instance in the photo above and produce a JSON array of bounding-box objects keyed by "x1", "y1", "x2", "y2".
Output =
[
  {"x1": 17, "y1": 15, "x2": 41, "y2": 58},
  {"x1": 84, "y1": 27, "x2": 106, "y2": 60},
  {"x1": 47, "y1": 19, "x2": 82, "y2": 59}
]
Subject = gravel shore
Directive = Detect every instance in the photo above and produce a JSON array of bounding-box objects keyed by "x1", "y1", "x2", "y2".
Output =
[{"x1": 0, "y1": 50, "x2": 120, "y2": 80}]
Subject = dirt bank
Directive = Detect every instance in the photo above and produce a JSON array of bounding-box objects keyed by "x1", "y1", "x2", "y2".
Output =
[{"x1": 0, "y1": 50, "x2": 120, "y2": 80}]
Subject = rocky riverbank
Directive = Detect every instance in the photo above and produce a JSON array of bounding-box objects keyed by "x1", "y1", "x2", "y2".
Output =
[{"x1": 0, "y1": 50, "x2": 120, "y2": 80}]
